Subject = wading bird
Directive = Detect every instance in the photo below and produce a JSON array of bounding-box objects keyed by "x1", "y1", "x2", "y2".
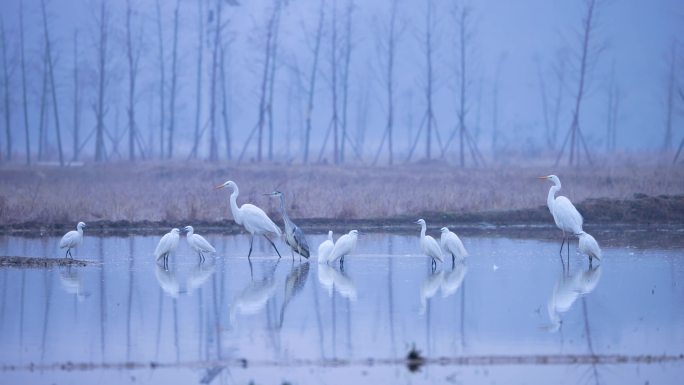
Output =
[
  {"x1": 317, "y1": 231, "x2": 335, "y2": 263},
  {"x1": 327, "y1": 230, "x2": 358, "y2": 267},
  {"x1": 440, "y1": 227, "x2": 468, "y2": 264},
  {"x1": 184, "y1": 226, "x2": 216, "y2": 262},
  {"x1": 215, "y1": 180, "x2": 282, "y2": 258},
  {"x1": 578, "y1": 231, "x2": 602, "y2": 266},
  {"x1": 266, "y1": 191, "x2": 310, "y2": 260},
  {"x1": 538, "y1": 175, "x2": 583, "y2": 256},
  {"x1": 155, "y1": 228, "x2": 180, "y2": 268},
  {"x1": 415, "y1": 219, "x2": 443, "y2": 270},
  {"x1": 59, "y1": 222, "x2": 86, "y2": 259}
]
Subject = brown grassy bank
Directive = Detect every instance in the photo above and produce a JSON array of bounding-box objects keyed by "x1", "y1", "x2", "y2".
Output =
[{"x1": 1, "y1": 161, "x2": 683, "y2": 232}]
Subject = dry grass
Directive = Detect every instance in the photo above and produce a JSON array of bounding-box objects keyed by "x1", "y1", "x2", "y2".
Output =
[{"x1": 0, "y1": 160, "x2": 683, "y2": 226}]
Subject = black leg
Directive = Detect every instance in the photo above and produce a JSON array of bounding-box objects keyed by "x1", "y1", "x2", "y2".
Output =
[
  {"x1": 248, "y1": 235, "x2": 254, "y2": 259},
  {"x1": 559, "y1": 236, "x2": 566, "y2": 256},
  {"x1": 431, "y1": 258, "x2": 436, "y2": 272},
  {"x1": 265, "y1": 236, "x2": 282, "y2": 258}
]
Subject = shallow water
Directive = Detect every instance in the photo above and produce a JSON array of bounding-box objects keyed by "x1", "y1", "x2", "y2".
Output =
[{"x1": 0, "y1": 231, "x2": 683, "y2": 384}]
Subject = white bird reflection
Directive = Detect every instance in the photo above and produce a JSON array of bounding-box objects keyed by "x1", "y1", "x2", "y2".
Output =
[
  {"x1": 186, "y1": 262, "x2": 216, "y2": 294},
  {"x1": 441, "y1": 262, "x2": 468, "y2": 298},
  {"x1": 59, "y1": 267, "x2": 90, "y2": 301},
  {"x1": 546, "y1": 264, "x2": 603, "y2": 332},
  {"x1": 229, "y1": 262, "x2": 280, "y2": 325},
  {"x1": 419, "y1": 270, "x2": 444, "y2": 315},
  {"x1": 317, "y1": 263, "x2": 357, "y2": 301},
  {"x1": 154, "y1": 265, "x2": 181, "y2": 298}
]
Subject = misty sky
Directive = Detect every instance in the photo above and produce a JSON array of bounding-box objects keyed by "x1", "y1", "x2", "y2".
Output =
[{"x1": 0, "y1": 0, "x2": 682, "y2": 162}]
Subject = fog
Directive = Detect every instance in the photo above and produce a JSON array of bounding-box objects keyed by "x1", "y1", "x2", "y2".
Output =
[{"x1": 0, "y1": 0, "x2": 682, "y2": 165}]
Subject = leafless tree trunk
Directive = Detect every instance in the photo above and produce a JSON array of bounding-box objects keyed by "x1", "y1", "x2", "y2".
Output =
[
  {"x1": 555, "y1": 0, "x2": 602, "y2": 167},
  {"x1": 490, "y1": 55, "x2": 504, "y2": 157},
  {"x1": 93, "y1": 0, "x2": 109, "y2": 163},
  {"x1": 535, "y1": 59, "x2": 552, "y2": 149},
  {"x1": 663, "y1": 41, "x2": 676, "y2": 151},
  {"x1": 208, "y1": 0, "x2": 223, "y2": 162},
  {"x1": 330, "y1": 0, "x2": 340, "y2": 164},
  {"x1": 605, "y1": 61, "x2": 620, "y2": 152},
  {"x1": 220, "y1": 45, "x2": 232, "y2": 160},
  {"x1": 303, "y1": 2, "x2": 325, "y2": 163},
  {"x1": 0, "y1": 18, "x2": 11, "y2": 161},
  {"x1": 191, "y1": 0, "x2": 205, "y2": 159},
  {"x1": 19, "y1": 4, "x2": 30, "y2": 165},
  {"x1": 373, "y1": 0, "x2": 399, "y2": 165},
  {"x1": 267, "y1": 2, "x2": 282, "y2": 161},
  {"x1": 155, "y1": 0, "x2": 166, "y2": 159},
  {"x1": 550, "y1": 51, "x2": 567, "y2": 150},
  {"x1": 125, "y1": 1, "x2": 141, "y2": 161},
  {"x1": 340, "y1": 1, "x2": 354, "y2": 163},
  {"x1": 168, "y1": 0, "x2": 181, "y2": 159},
  {"x1": 40, "y1": 0, "x2": 65, "y2": 166},
  {"x1": 72, "y1": 31, "x2": 81, "y2": 162},
  {"x1": 38, "y1": 48, "x2": 48, "y2": 161}
]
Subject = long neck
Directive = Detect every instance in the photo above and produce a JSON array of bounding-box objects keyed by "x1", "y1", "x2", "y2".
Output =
[
  {"x1": 187, "y1": 228, "x2": 194, "y2": 237},
  {"x1": 420, "y1": 223, "x2": 426, "y2": 238},
  {"x1": 547, "y1": 183, "x2": 560, "y2": 209},
  {"x1": 328, "y1": 231, "x2": 333, "y2": 241},
  {"x1": 279, "y1": 195, "x2": 289, "y2": 221},
  {"x1": 77, "y1": 226, "x2": 83, "y2": 236},
  {"x1": 230, "y1": 187, "x2": 242, "y2": 224}
]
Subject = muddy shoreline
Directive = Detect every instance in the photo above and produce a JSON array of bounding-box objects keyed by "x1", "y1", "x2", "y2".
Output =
[{"x1": 1, "y1": 194, "x2": 682, "y2": 236}]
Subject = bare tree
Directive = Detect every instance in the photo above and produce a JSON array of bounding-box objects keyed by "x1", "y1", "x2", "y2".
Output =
[
  {"x1": 220, "y1": 44, "x2": 232, "y2": 160},
  {"x1": 167, "y1": 0, "x2": 181, "y2": 159},
  {"x1": 208, "y1": 0, "x2": 224, "y2": 162},
  {"x1": 155, "y1": 0, "x2": 166, "y2": 159},
  {"x1": 267, "y1": 1, "x2": 283, "y2": 161},
  {"x1": 490, "y1": 54, "x2": 505, "y2": 157},
  {"x1": 303, "y1": 1, "x2": 325, "y2": 163},
  {"x1": 72, "y1": 31, "x2": 81, "y2": 161},
  {"x1": 40, "y1": 0, "x2": 65, "y2": 166},
  {"x1": 325, "y1": 0, "x2": 341, "y2": 164},
  {"x1": 550, "y1": 50, "x2": 568, "y2": 150},
  {"x1": 37, "y1": 48, "x2": 48, "y2": 161},
  {"x1": 555, "y1": 0, "x2": 603, "y2": 167},
  {"x1": 19, "y1": 4, "x2": 31, "y2": 164},
  {"x1": 339, "y1": 0, "x2": 354, "y2": 163},
  {"x1": 535, "y1": 58, "x2": 552, "y2": 149},
  {"x1": 605, "y1": 61, "x2": 620, "y2": 152},
  {"x1": 93, "y1": 0, "x2": 109, "y2": 162},
  {"x1": 191, "y1": 0, "x2": 205, "y2": 159},
  {"x1": 0, "y1": 17, "x2": 10, "y2": 161},
  {"x1": 663, "y1": 41, "x2": 677, "y2": 151},
  {"x1": 373, "y1": 0, "x2": 400, "y2": 165},
  {"x1": 442, "y1": 5, "x2": 485, "y2": 167},
  {"x1": 125, "y1": 0, "x2": 142, "y2": 161}
]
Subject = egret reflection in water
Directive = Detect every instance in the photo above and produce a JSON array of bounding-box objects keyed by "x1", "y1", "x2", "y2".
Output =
[
  {"x1": 546, "y1": 264, "x2": 603, "y2": 332},
  {"x1": 317, "y1": 263, "x2": 358, "y2": 301}
]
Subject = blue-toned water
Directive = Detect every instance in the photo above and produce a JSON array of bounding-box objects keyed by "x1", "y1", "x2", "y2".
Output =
[{"x1": 0, "y1": 231, "x2": 682, "y2": 384}]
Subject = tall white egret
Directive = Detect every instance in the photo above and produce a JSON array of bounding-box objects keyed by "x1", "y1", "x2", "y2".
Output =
[
  {"x1": 578, "y1": 231, "x2": 602, "y2": 265},
  {"x1": 327, "y1": 230, "x2": 358, "y2": 267},
  {"x1": 440, "y1": 227, "x2": 468, "y2": 264},
  {"x1": 415, "y1": 219, "x2": 443, "y2": 270},
  {"x1": 184, "y1": 226, "x2": 216, "y2": 262},
  {"x1": 155, "y1": 228, "x2": 180, "y2": 268},
  {"x1": 215, "y1": 180, "x2": 283, "y2": 258},
  {"x1": 539, "y1": 175, "x2": 583, "y2": 255},
  {"x1": 266, "y1": 191, "x2": 310, "y2": 260},
  {"x1": 59, "y1": 222, "x2": 86, "y2": 259},
  {"x1": 317, "y1": 231, "x2": 335, "y2": 264}
]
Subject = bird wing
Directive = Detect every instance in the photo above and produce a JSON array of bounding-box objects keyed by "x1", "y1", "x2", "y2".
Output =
[
  {"x1": 328, "y1": 234, "x2": 351, "y2": 262},
  {"x1": 425, "y1": 235, "x2": 443, "y2": 262},
  {"x1": 446, "y1": 232, "x2": 469, "y2": 258},
  {"x1": 292, "y1": 226, "x2": 310, "y2": 258},
  {"x1": 318, "y1": 240, "x2": 334, "y2": 262},
  {"x1": 579, "y1": 233, "x2": 601, "y2": 260},
  {"x1": 553, "y1": 196, "x2": 584, "y2": 234},
  {"x1": 241, "y1": 204, "x2": 282, "y2": 236},
  {"x1": 155, "y1": 233, "x2": 175, "y2": 260},
  {"x1": 192, "y1": 234, "x2": 216, "y2": 253},
  {"x1": 59, "y1": 231, "x2": 78, "y2": 248}
]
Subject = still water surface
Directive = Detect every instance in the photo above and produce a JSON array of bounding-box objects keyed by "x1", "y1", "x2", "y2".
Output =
[{"x1": 0, "y1": 231, "x2": 683, "y2": 384}]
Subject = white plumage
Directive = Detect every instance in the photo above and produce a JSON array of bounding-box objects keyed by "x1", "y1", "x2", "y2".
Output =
[
  {"x1": 578, "y1": 232, "x2": 602, "y2": 263},
  {"x1": 155, "y1": 228, "x2": 180, "y2": 262},
  {"x1": 416, "y1": 219, "x2": 443, "y2": 265},
  {"x1": 440, "y1": 227, "x2": 468, "y2": 262},
  {"x1": 59, "y1": 222, "x2": 86, "y2": 258},
  {"x1": 216, "y1": 180, "x2": 282, "y2": 257},
  {"x1": 327, "y1": 230, "x2": 358, "y2": 264},
  {"x1": 184, "y1": 225, "x2": 216, "y2": 261},
  {"x1": 540, "y1": 175, "x2": 583, "y2": 236},
  {"x1": 317, "y1": 230, "x2": 335, "y2": 263}
]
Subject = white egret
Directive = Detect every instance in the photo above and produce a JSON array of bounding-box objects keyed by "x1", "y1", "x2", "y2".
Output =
[
  {"x1": 578, "y1": 231, "x2": 602, "y2": 265},
  {"x1": 415, "y1": 219, "x2": 443, "y2": 270},
  {"x1": 317, "y1": 231, "x2": 335, "y2": 263},
  {"x1": 266, "y1": 191, "x2": 310, "y2": 259},
  {"x1": 327, "y1": 230, "x2": 358, "y2": 267},
  {"x1": 154, "y1": 228, "x2": 180, "y2": 268},
  {"x1": 539, "y1": 175, "x2": 583, "y2": 255},
  {"x1": 440, "y1": 227, "x2": 469, "y2": 264},
  {"x1": 184, "y1": 226, "x2": 216, "y2": 262},
  {"x1": 215, "y1": 180, "x2": 282, "y2": 258},
  {"x1": 59, "y1": 222, "x2": 86, "y2": 259}
]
